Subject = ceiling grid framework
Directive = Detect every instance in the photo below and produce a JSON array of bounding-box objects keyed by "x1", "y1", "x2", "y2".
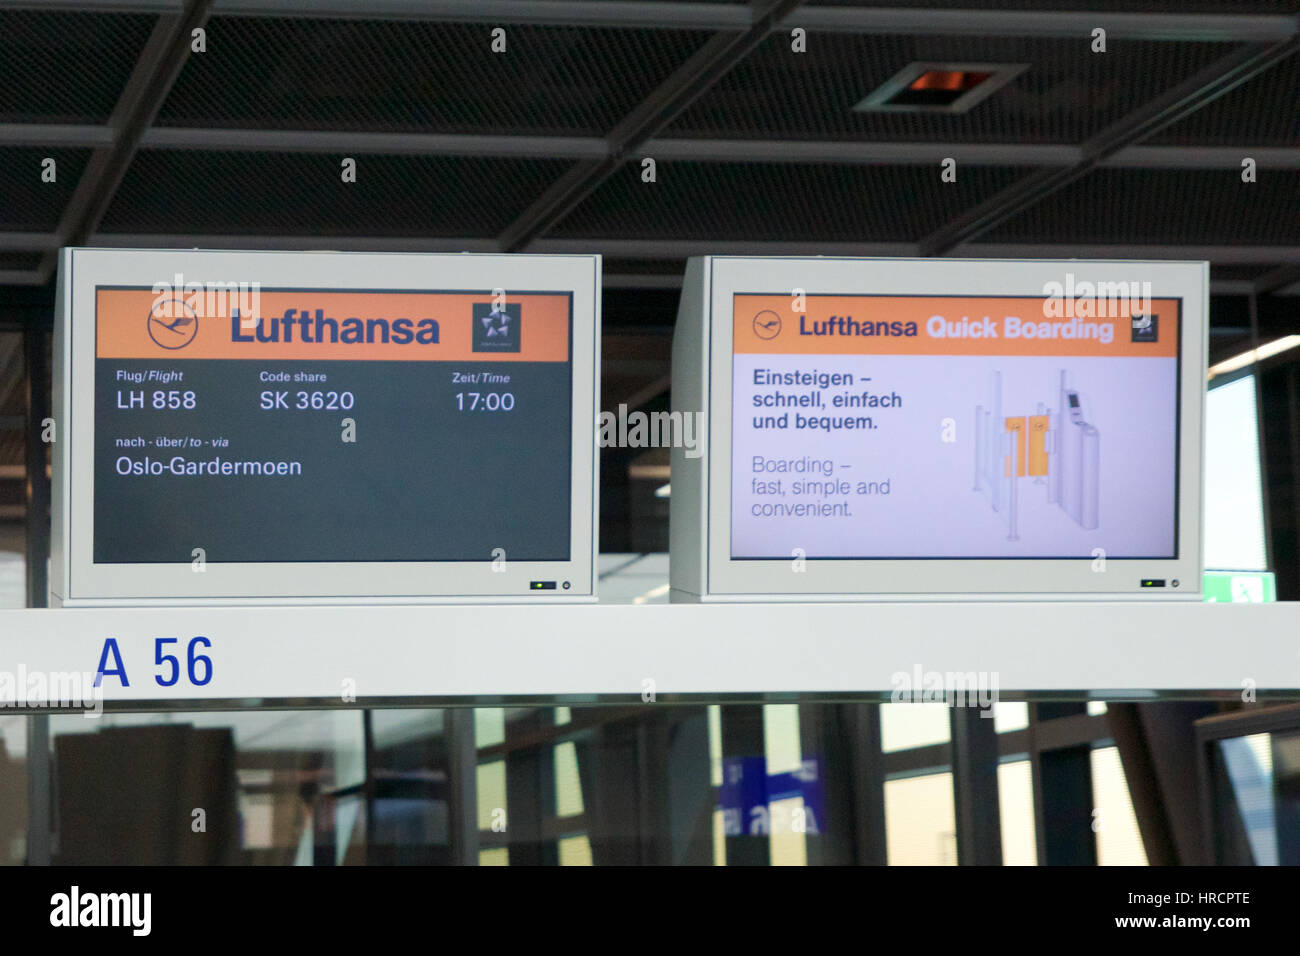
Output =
[
  {"x1": 0, "y1": 0, "x2": 1294, "y2": 503},
  {"x1": 0, "y1": 0, "x2": 1290, "y2": 291}
]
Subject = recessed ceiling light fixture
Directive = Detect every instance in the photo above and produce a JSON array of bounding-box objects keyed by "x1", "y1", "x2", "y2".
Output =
[{"x1": 854, "y1": 62, "x2": 1028, "y2": 114}]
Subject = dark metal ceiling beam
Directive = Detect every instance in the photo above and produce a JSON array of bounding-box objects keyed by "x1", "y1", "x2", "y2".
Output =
[
  {"x1": 918, "y1": 37, "x2": 1299, "y2": 258},
  {"x1": 4, "y1": 231, "x2": 1288, "y2": 291},
  {"x1": 594, "y1": 275, "x2": 1299, "y2": 297},
  {"x1": 86, "y1": 233, "x2": 501, "y2": 252},
  {"x1": 2, "y1": 2, "x2": 1294, "y2": 42},
  {"x1": 0, "y1": 259, "x2": 1290, "y2": 292},
  {"x1": 1253, "y1": 264, "x2": 1300, "y2": 296},
  {"x1": 649, "y1": 139, "x2": 1083, "y2": 165},
  {"x1": 533, "y1": 238, "x2": 919, "y2": 257},
  {"x1": 0, "y1": 233, "x2": 59, "y2": 251},
  {"x1": 0, "y1": 0, "x2": 182, "y2": 9},
  {"x1": 534, "y1": 238, "x2": 1300, "y2": 264},
  {"x1": 950, "y1": 243, "x2": 1300, "y2": 265},
  {"x1": 216, "y1": 0, "x2": 753, "y2": 30},
  {"x1": 38, "y1": 0, "x2": 214, "y2": 283},
  {"x1": 66, "y1": 236, "x2": 1300, "y2": 265},
  {"x1": 1099, "y1": 145, "x2": 1300, "y2": 169},
  {"x1": 794, "y1": 7, "x2": 1298, "y2": 42},
  {"x1": 140, "y1": 127, "x2": 610, "y2": 158},
  {"x1": 495, "y1": 0, "x2": 806, "y2": 253},
  {"x1": 0, "y1": 124, "x2": 114, "y2": 148},
  {"x1": 1211, "y1": 280, "x2": 1264, "y2": 296},
  {"x1": 650, "y1": 140, "x2": 1300, "y2": 169},
  {"x1": 4, "y1": 122, "x2": 1298, "y2": 171}
]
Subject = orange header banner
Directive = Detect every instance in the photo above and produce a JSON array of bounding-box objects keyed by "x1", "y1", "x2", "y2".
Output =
[
  {"x1": 734, "y1": 294, "x2": 1179, "y2": 358},
  {"x1": 96, "y1": 288, "x2": 570, "y2": 362}
]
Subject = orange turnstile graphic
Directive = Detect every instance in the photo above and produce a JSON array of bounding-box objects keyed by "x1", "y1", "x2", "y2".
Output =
[{"x1": 975, "y1": 371, "x2": 1099, "y2": 542}]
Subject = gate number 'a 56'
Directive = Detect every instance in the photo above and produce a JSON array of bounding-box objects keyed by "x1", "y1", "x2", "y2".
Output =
[{"x1": 94, "y1": 637, "x2": 214, "y2": 688}]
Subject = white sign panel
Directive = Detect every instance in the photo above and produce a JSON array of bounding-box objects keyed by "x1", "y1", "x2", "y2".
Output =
[
  {"x1": 671, "y1": 257, "x2": 1207, "y2": 601},
  {"x1": 52, "y1": 249, "x2": 600, "y2": 605}
]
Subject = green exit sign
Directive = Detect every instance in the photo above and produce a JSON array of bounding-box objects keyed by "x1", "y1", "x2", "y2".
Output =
[{"x1": 1203, "y1": 571, "x2": 1276, "y2": 603}]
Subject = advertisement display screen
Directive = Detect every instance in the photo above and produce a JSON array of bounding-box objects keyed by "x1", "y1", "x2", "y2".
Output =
[
  {"x1": 668, "y1": 257, "x2": 1206, "y2": 601},
  {"x1": 94, "y1": 287, "x2": 573, "y2": 564},
  {"x1": 730, "y1": 293, "x2": 1181, "y2": 560},
  {"x1": 53, "y1": 249, "x2": 599, "y2": 604}
]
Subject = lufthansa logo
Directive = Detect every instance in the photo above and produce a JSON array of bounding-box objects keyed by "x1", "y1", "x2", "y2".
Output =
[
  {"x1": 148, "y1": 298, "x2": 199, "y2": 350},
  {"x1": 752, "y1": 310, "x2": 781, "y2": 340}
]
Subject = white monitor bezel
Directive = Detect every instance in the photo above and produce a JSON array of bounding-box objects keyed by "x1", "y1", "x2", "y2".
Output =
[
  {"x1": 55, "y1": 248, "x2": 599, "y2": 604},
  {"x1": 699, "y1": 256, "x2": 1206, "y2": 601}
]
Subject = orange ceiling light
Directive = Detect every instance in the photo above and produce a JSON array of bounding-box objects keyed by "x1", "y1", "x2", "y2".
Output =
[
  {"x1": 908, "y1": 70, "x2": 993, "y2": 93},
  {"x1": 855, "y1": 62, "x2": 1028, "y2": 113}
]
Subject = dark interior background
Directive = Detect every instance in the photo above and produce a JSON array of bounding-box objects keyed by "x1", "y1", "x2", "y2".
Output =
[{"x1": 0, "y1": 0, "x2": 1296, "y2": 591}]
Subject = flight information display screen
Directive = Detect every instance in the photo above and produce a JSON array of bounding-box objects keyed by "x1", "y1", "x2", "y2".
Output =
[
  {"x1": 730, "y1": 292, "x2": 1182, "y2": 561},
  {"x1": 92, "y1": 287, "x2": 573, "y2": 564}
]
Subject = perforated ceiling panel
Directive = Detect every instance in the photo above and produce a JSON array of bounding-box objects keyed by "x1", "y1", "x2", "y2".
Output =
[
  {"x1": 0, "y1": 254, "x2": 43, "y2": 272},
  {"x1": 666, "y1": 32, "x2": 1235, "y2": 143},
  {"x1": 98, "y1": 150, "x2": 569, "y2": 237},
  {"x1": 984, "y1": 168, "x2": 1300, "y2": 245},
  {"x1": 1148, "y1": 55, "x2": 1300, "y2": 146},
  {"x1": 551, "y1": 161, "x2": 1030, "y2": 242},
  {"x1": 1210, "y1": 265, "x2": 1281, "y2": 281},
  {"x1": 0, "y1": 9, "x2": 156, "y2": 124},
  {"x1": 156, "y1": 17, "x2": 711, "y2": 135},
  {"x1": 0, "y1": 148, "x2": 90, "y2": 231}
]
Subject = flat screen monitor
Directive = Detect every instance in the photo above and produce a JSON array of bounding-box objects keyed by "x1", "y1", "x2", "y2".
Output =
[
  {"x1": 670, "y1": 256, "x2": 1206, "y2": 601},
  {"x1": 52, "y1": 248, "x2": 599, "y2": 604}
]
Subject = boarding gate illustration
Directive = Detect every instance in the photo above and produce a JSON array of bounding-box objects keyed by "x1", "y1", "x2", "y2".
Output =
[{"x1": 974, "y1": 370, "x2": 1100, "y2": 541}]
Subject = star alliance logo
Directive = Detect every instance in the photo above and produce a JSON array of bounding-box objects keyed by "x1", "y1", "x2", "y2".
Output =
[
  {"x1": 472, "y1": 303, "x2": 521, "y2": 352},
  {"x1": 1130, "y1": 314, "x2": 1158, "y2": 343}
]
